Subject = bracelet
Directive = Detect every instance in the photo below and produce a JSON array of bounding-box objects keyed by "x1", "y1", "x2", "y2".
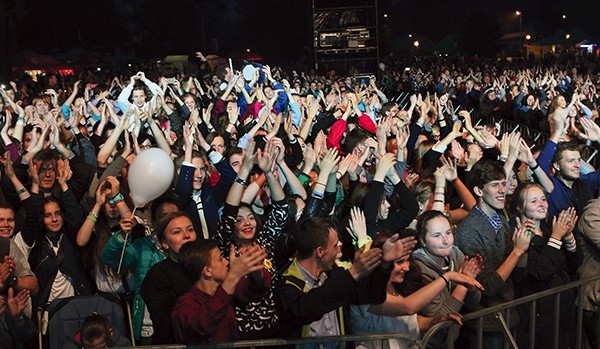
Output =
[
  {"x1": 109, "y1": 193, "x2": 124, "y2": 205},
  {"x1": 434, "y1": 199, "x2": 445, "y2": 203},
  {"x1": 440, "y1": 274, "x2": 449, "y2": 284},
  {"x1": 234, "y1": 176, "x2": 248, "y2": 186},
  {"x1": 86, "y1": 215, "x2": 97, "y2": 223},
  {"x1": 312, "y1": 191, "x2": 324, "y2": 199},
  {"x1": 316, "y1": 182, "x2": 327, "y2": 186},
  {"x1": 89, "y1": 211, "x2": 99, "y2": 218},
  {"x1": 529, "y1": 163, "x2": 540, "y2": 171},
  {"x1": 16, "y1": 187, "x2": 27, "y2": 195}
]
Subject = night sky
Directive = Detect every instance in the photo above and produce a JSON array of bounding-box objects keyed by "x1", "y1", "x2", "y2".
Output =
[{"x1": 3, "y1": 0, "x2": 600, "y2": 61}]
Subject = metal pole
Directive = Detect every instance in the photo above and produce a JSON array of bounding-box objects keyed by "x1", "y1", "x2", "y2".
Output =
[
  {"x1": 495, "y1": 312, "x2": 519, "y2": 349},
  {"x1": 529, "y1": 300, "x2": 537, "y2": 349}
]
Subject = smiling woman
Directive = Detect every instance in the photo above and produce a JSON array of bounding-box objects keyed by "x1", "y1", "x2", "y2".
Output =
[{"x1": 512, "y1": 183, "x2": 580, "y2": 348}]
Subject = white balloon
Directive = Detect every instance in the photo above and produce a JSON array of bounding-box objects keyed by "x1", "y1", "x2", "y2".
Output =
[{"x1": 127, "y1": 148, "x2": 174, "y2": 207}]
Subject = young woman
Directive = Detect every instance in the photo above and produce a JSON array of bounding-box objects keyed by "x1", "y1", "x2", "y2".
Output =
[
  {"x1": 349, "y1": 220, "x2": 483, "y2": 349},
  {"x1": 20, "y1": 159, "x2": 92, "y2": 308},
  {"x1": 139, "y1": 212, "x2": 197, "y2": 344},
  {"x1": 512, "y1": 184, "x2": 581, "y2": 349},
  {"x1": 101, "y1": 195, "x2": 178, "y2": 344},
  {"x1": 411, "y1": 210, "x2": 483, "y2": 349},
  {"x1": 362, "y1": 153, "x2": 419, "y2": 238},
  {"x1": 216, "y1": 139, "x2": 288, "y2": 339}
]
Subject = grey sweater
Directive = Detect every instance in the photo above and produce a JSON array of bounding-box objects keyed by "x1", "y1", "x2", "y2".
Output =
[{"x1": 454, "y1": 207, "x2": 520, "y2": 332}]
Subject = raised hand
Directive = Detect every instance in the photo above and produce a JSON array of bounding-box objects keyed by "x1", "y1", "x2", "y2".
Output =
[
  {"x1": 95, "y1": 179, "x2": 112, "y2": 206},
  {"x1": 318, "y1": 148, "x2": 340, "y2": 177},
  {"x1": 2, "y1": 152, "x2": 15, "y2": 179},
  {"x1": 382, "y1": 234, "x2": 417, "y2": 262},
  {"x1": 241, "y1": 139, "x2": 257, "y2": 174},
  {"x1": 374, "y1": 153, "x2": 396, "y2": 181},
  {"x1": 579, "y1": 117, "x2": 600, "y2": 143},
  {"x1": 257, "y1": 141, "x2": 276, "y2": 174},
  {"x1": 444, "y1": 271, "x2": 485, "y2": 291},
  {"x1": 513, "y1": 223, "x2": 532, "y2": 254},
  {"x1": 439, "y1": 156, "x2": 458, "y2": 182},
  {"x1": 460, "y1": 255, "x2": 484, "y2": 279},
  {"x1": 349, "y1": 247, "x2": 383, "y2": 280},
  {"x1": 552, "y1": 207, "x2": 578, "y2": 239},
  {"x1": 5, "y1": 287, "x2": 30, "y2": 318},
  {"x1": 56, "y1": 159, "x2": 72, "y2": 188},
  {"x1": 227, "y1": 244, "x2": 267, "y2": 280},
  {"x1": 347, "y1": 207, "x2": 371, "y2": 250}
]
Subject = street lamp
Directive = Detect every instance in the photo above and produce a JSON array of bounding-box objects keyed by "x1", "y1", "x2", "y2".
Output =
[
  {"x1": 515, "y1": 11, "x2": 522, "y2": 33},
  {"x1": 383, "y1": 13, "x2": 388, "y2": 18}
]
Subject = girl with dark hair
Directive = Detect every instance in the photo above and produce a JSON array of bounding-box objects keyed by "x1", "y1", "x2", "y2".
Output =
[
  {"x1": 21, "y1": 160, "x2": 92, "y2": 308},
  {"x1": 216, "y1": 139, "x2": 288, "y2": 339}
]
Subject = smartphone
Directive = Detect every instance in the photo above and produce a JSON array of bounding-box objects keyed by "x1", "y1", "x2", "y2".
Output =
[{"x1": 165, "y1": 77, "x2": 177, "y2": 84}]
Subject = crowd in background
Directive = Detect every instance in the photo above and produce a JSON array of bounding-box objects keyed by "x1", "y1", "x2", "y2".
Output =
[{"x1": 1, "y1": 50, "x2": 600, "y2": 349}]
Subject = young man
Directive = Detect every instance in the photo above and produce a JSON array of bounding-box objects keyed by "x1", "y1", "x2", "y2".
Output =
[
  {"x1": 171, "y1": 240, "x2": 269, "y2": 343},
  {"x1": 454, "y1": 160, "x2": 531, "y2": 349},
  {"x1": 274, "y1": 217, "x2": 414, "y2": 346},
  {"x1": 537, "y1": 113, "x2": 600, "y2": 218}
]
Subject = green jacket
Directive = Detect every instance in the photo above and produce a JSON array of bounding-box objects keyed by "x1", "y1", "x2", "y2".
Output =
[{"x1": 101, "y1": 232, "x2": 165, "y2": 339}]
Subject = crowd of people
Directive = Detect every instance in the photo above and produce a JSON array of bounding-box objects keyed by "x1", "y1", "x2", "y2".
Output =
[{"x1": 1, "y1": 50, "x2": 600, "y2": 349}]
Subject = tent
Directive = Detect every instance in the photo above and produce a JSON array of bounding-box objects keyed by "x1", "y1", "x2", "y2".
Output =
[{"x1": 11, "y1": 50, "x2": 70, "y2": 71}]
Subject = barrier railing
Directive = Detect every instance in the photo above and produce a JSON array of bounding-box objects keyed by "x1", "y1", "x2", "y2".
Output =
[
  {"x1": 113, "y1": 275, "x2": 600, "y2": 349},
  {"x1": 421, "y1": 274, "x2": 600, "y2": 349},
  {"x1": 118, "y1": 332, "x2": 426, "y2": 348}
]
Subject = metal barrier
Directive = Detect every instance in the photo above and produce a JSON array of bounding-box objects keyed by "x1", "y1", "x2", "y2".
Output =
[
  {"x1": 111, "y1": 276, "x2": 599, "y2": 349},
  {"x1": 115, "y1": 332, "x2": 427, "y2": 348},
  {"x1": 421, "y1": 274, "x2": 600, "y2": 349}
]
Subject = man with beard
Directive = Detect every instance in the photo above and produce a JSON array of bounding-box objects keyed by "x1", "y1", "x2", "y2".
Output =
[{"x1": 536, "y1": 108, "x2": 600, "y2": 219}]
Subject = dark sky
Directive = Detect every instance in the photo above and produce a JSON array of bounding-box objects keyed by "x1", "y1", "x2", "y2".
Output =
[{"x1": 6, "y1": 0, "x2": 600, "y2": 60}]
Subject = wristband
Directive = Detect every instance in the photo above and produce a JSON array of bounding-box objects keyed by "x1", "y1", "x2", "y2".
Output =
[
  {"x1": 16, "y1": 187, "x2": 27, "y2": 195},
  {"x1": 355, "y1": 238, "x2": 373, "y2": 251},
  {"x1": 434, "y1": 199, "x2": 445, "y2": 203},
  {"x1": 234, "y1": 176, "x2": 248, "y2": 186},
  {"x1": 86, "y1": 215, "x2": 97, "y2": 223},
  {"x1": 316, "y1": 182, "x2": 326, "y2": 186},
  {"x1": 440, "y1": 274, "x2": 449, "y2": 285},
  {"x1": 109, "y1": 193, "x2": 124, "y2": 205},
  {"x1": 529, "y1": 162, "x2": 539, "y2": 171},
  {"x1": 312, "y1": 191, "x2": 324, "y2": 199}
]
